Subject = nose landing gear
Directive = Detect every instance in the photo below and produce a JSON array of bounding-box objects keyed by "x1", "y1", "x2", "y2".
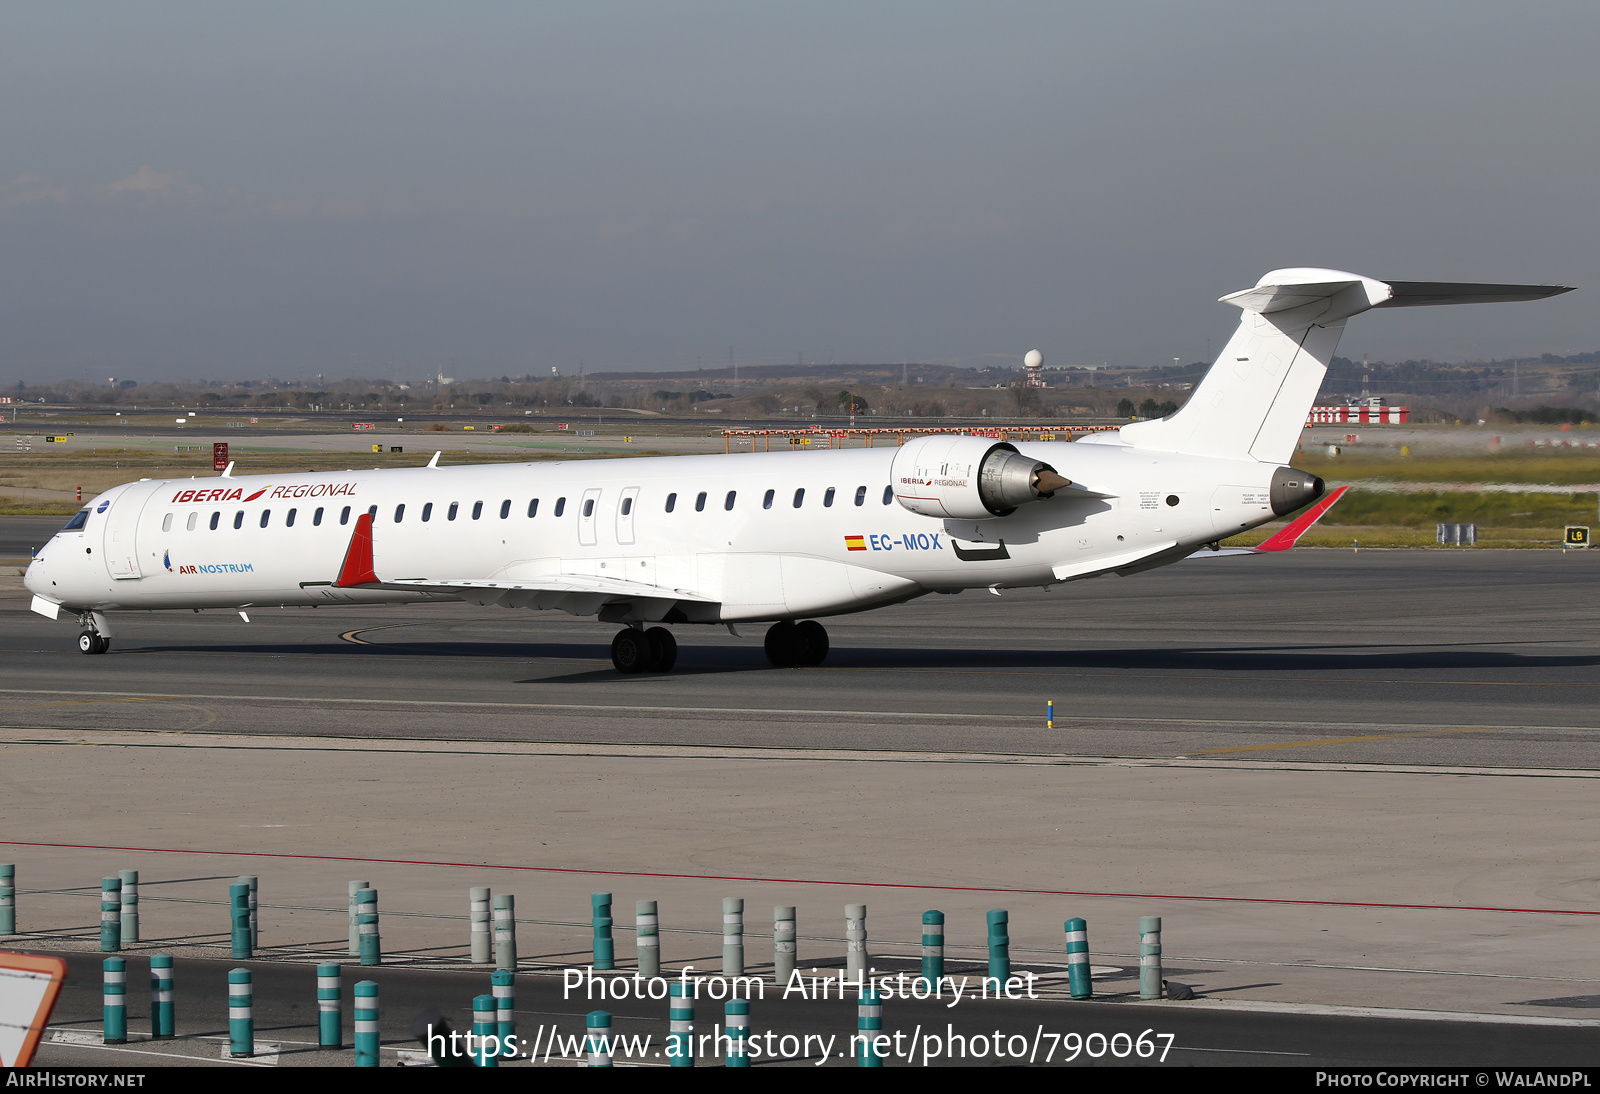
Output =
[
  {"x1": 763, "y1": 619, "x2": 829, "y2": 667},
  {"x1": 610, "y1": 626, "x2": 678, "y2": 674},
  {"x1": 77, "y1": 629, "x2": 110, "y2": 655}
]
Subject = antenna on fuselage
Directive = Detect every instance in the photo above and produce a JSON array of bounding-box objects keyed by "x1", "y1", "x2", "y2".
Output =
[{"x1": 427, "y1": 451, "x2": 442, "y2": 468}]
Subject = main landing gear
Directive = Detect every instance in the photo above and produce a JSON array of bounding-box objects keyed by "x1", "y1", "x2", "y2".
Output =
[
  {"x1": 610, "y1": 627, "x2": 678, "y2": 674},
  {"x1": 764, "y1": 620, "x2": 828, "y2": 668},
  {"x1": 77, "y1": 629, "x2": 110, "y2": 655}
]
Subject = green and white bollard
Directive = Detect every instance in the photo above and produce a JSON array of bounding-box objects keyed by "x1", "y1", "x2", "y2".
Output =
[
  {"x1": 316, "y1": 962, "x2": 341, "y2": 1048},
  {"x1": 492, "y1": 968, "x2": 515, "y2": 1044},
  {"x1": 347, "y1": 880, "x2": 369, "y2": 956},
  {"x1": 592, "y1": 892, "x2": 614, "y2": 970},
  {"x1": 846, "y1": 904, "x2": 867, "y2": 981},
  {"x1": 920, "y1": 911, "x2": 944, "y2": 990},
  {"x1": 725, "y1": 999, "x2": 750, "y2": 1067},
  {"x1": 353, "y1": 980, "x2": 379, "y2": 1067},
  {"x1": 1065, "y1": 917, "x2": 1092, "y2": 1000},
  {"x1": 722, "y1": 897, "x2": 744, "y2": 976},
  {"x1": 228, "y1": 968, "x2": 254, "y2": 1058},
  {"x1": 239, "y1": 876, "x2": 258, "y2": 950},
  {"x1": 102, "y1": 957, "x2": 127, "y2": 1044},
  {"x1": 149, "y1": 953, "x2": 174, "y2": 1038},
  {"x1": 229, "y1": 882, "x2": 251, "y2": 959},
  {"x1": 586, "y1": 1010, "x2": 613, "y2": 1067},
  {"x1": 470, "y1": 887, "x2": 492, "y2": 964},
  {"x1": 0, "y1": 864, "x2": 13, "y2": 935},
  {"x1": 668, "y1": 981, "x2": 693, "y2": 1067},
  {"x1": 636, "y1": 900, "x2": 659, "y2": 978},
  {"x1": 856, "y1": 987, "x2": 883, "y2": 1067},
  {"x1": 357, "y1": 888, "x2": 380, "y2": 965},
  {"x1": 492, "y1": 893, "x2": 516, "y2": 970},
  {"x1": 986, "y1": 909, "x2": 1010, "y2": 985},
  {"x1": 100, "y1": 877, "x2": 121, "y2": 952},
  {"x1": 472, "y1": 993, "x2": 498, "y2": 1067},
  {"x1": 773, "y1": 906, "x2": 796, "y2": 985},
  {"x1": 118, "y1": 869, "x2": 139, "y2": 944},
  {"x1": 1139, "y1": 916, "x2": 1163, "y2": 1000}
]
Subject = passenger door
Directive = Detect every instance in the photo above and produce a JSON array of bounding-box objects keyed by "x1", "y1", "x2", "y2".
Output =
[{"x1": 100, "y1": 481, "x2": 165, "y2": 580}]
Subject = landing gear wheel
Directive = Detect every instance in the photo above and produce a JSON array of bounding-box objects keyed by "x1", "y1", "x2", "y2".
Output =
[
  {"x1": 610, "y1": 628, "x2": 649, "y2": 674},
  {"x1": 795, "y1": 620, "x2": 829, "y2": 666},
  {"x1": 644, "y1": 627, "x2": 678, "y2": 672},
  {"x1": 78, "y1": 630, "x2": 109, "y2": 655},
  {"x1": 763, "y1": 621, "x2": 803, "y2": 668}
]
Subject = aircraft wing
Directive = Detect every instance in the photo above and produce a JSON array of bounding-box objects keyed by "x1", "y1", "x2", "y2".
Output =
[
  {"x1": 377, "y1": 574, "x2": 715, "y2": 603},
  {"x1": 1187, "y1": 485, "x2": 1349, "y2": 558},
  {"x1": 331, "y1": 513, "x2": 714, "y2": 615}
]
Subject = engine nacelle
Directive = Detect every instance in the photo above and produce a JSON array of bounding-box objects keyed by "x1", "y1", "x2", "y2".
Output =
[{"x1": 891, "y1": 435, "x2": 1071, "y2": 519}]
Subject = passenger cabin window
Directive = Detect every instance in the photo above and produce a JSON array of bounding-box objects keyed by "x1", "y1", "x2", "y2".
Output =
[
  {"x1": 421, "y1": 503, "x2": 432, "y2": 522},
  {"x1": 695, "y1": 491, "x2": 707, "y2": 512},
  {"x1": 793, "y1": 488, "x2": 805, "y2": 508},
  {"x1": 855, "y1": 486, "x2": 867, "y2": 506},
  {"x1": 234, "y1": 511, "x2": 244, "y2": 529},
  {"x1": 394, "y1": 504, "x2": 405, "y2": 523},
  {"x1": 527, "y1": 499, "x2": 538, "y2": 518},
  {"x1": 340, "y1": 506, "x2": 351, "y2": 526},
  {"x1": 665, "y1": 493, "x2": 677, "y2": 513},
  {"x1": 554, "y1": 497, "x2": 566, "y2": 517},
  {"x1": 763, "y1": 489, "x2": 775, "y2": 510},
  {"x1": 621, "y1": 497, "x2": 632, "y2": 516},
  {"x1": 259, "y1": 510, "x2": 271, "y2": 528},
  {"x1": 162, "y1": 513, "x2": 173, "y2": 532},
  {"x1": 210, "y1": 512, "x2": 220, "y2": 530},
  {"x1": 314, "y1": 508, "x2": 324, "y2": 527},
  {"x1": 286, "y1": 508, "x2": 297, "y2": 528},
  {"x1": 367, "y1": 505, "x2": 378, "y2": 520},
  {"x1": 447, "y1": 502, "x2": 458, "y2": 521},
  {"x1": 882, "y1": 486, "x2": 893, "y2": 505},
  {"x1": 60, "y1": 510, "x2": 90, "y2": 532},
  {"x1": 824, "y1": 487, "x2": 835, "y2": 507},
  {"x1": 472, "y1": 501, "x2": 483, "y2": 520},
  {"x1": 500, "y1": 500, "x2": 511, "y2": 519},
  {"x1": 724, "y1": 490, "x2": 737, "y2": 511},
  {"x1": 186, "y1": 513, "x2": 197, "y2": 531},
  {"x1": 582, "y1": 498, "x2": 594, "y2": 517}
]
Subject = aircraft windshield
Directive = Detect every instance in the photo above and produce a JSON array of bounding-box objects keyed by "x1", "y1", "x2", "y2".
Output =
[{"x1": 60, "y1": 509, "x2": 90, "y2": 532}]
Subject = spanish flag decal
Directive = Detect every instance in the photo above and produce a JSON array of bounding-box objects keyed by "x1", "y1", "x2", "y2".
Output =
[{"x1": 844, "y1": 535, "x2": 867, "y2": 552}]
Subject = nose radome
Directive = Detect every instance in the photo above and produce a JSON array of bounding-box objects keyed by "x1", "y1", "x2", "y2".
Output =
[{"x1": 1269, "y1": 467, "x2": 1325, "y2": 516}]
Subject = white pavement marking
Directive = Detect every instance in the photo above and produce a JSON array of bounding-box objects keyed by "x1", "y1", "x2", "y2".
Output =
[{"x1": 1161, "y1": 999, "x2": 1600, "y2": 1027}]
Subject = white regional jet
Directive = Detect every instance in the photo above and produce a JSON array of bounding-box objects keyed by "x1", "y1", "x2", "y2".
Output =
[{"x1": 25, "y1": 268, "x2": 1571, "y2": 672}]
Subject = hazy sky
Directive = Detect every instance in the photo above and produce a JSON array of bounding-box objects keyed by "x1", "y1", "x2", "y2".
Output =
[{"x1": 2, "y1": 2, "x2": 1596, "y2": 383}]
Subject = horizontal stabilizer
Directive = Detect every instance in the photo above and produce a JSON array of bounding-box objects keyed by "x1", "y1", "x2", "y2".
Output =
[{"x1": 1373, "y1": 282, "x2": 1575, "y2": 308}]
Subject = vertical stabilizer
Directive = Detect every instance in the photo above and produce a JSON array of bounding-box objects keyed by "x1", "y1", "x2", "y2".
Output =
[{"x1": 1106, "y1": 269, "x2": 1573, "y2": 465}]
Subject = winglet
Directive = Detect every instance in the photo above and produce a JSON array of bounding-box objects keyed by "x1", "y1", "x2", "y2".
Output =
[
  {"x1": 1254, "y1": 485, "x2": 1349, "y2": 552},
  {"x1": 334, "y1": 512, "x2": 380, "y2": 587},
  {"x1": 427, "y1": 451, "x2": 442, "y2": 468},
  {"x1": 221, "y1": 461, "x2": 234, "y2": 478}
]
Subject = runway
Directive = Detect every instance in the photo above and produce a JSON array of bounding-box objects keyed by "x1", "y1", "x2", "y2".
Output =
[
  {"x1": 5, "y1": 545, "x2": 1600, "y2": 1060},
  {"x1": 3, "y1": 548, "x2": 1598, "y2": 767}
]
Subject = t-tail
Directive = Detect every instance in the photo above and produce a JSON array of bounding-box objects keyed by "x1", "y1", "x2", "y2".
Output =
[{"x1": 1092, "y1": 269, "x2": 1573, "y2": 465}]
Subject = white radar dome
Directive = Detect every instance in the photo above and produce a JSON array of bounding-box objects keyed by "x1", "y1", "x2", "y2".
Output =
[{"x1": 1024, "y1": 349, "x2": 1043, "y2": 368}]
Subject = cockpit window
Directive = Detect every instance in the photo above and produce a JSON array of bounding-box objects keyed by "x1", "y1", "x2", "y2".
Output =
[{"x1": 60, "y1": 509, "x2": 90, "y2": 532}]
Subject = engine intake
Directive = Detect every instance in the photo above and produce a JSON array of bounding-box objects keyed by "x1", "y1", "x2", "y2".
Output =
[{"x1": 891, "y1": 435, "x2": 1071, "y2": 519}]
